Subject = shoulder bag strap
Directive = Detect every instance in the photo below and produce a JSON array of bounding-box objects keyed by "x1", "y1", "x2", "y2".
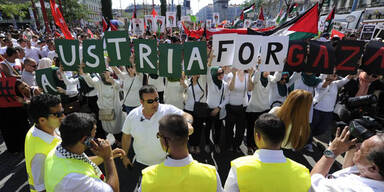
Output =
[
  {"x1": 219, "y1": 85, "x2": 224, "y2": 105},
  {"x1": 196, "y1": 80, "x2": 205, "y2": 102},
  {"x1": 122, "y1": 76, "x2": 135, "y2": 104}
]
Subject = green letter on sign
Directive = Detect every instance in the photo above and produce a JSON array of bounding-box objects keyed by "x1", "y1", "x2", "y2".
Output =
[
  {"x1": 55, "y1": 39, "x2": 80, "y2": 71},
  {"x1": 159, "y1": 44, "x2": 183, "y2": 79},
  {"x1": 104, "y1": 30, "x2": 131, "y2": 66},
  {"x1": 83, "y1": 40, "x2": 106, "y2": 73},
  {"x1": 134, "y1": 39, "x2": 158, "y2": 74},
  {"x1": 183, "y1": 41, "x2": 207, "y2": 75},
  {"x1": 35, "y1": 68, "x2": 58, "y2": 95}
]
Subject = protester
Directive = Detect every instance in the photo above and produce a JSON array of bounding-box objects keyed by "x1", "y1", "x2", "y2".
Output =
[
  {"x1": 44, "y1": 113, "x2": 125, "y2": 192},
  {"x1": 224, "y1": 113, "x2": 311, "y2": 192},
  {"x1": 25, "y1": 94, "x2": 63, "y2": 192},
  {"x1": 184, "y1": 74, "x2": 207, "y2": 154},
  {"x1": 225, "y1": 68, "x2": 249, "y2": 152},
  {"x1": 21, "y1": 58, "x2": 37, "y2": 86},
  {"x1": 164, "y1": 74, "x2": 187, "y2": 110},
  {"x1": 0, "y1": 47, "x2": 21, "y2": 77},
  {"x1": 112, "y1": 61, "x2": 143, "y2": 114},
  {"x1": 268, "y1": 71, "x2": 295, "y2": 108},
  {"x1": 80, "y1": 65, "x2": 126, "y2": 140},
  {"x1": 121, "y1": 85, "x2": 193, "y2": 191},
  {"x1": 269, "y1": 89, "x2": 313, "y2": 150},
  {"x1": 147, "y1": 74, "x2": 165, "y2": 103},
  {"x1": 139, "y1": 114, "x2": 223, "y2": 192},
  {"x1": 310, "y1": 127, "x2": 384, "y2": 191}
]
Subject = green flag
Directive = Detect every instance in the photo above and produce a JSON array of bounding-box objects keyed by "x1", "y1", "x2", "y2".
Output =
[
  {"x1": 183, "y1": 41, "x2": 207, "y2": 76},
  {"x1": 104, "y1": 30, "x2": 131, "y2": 66},
  {"x1": 82, "y1": 39, "x2": 106, "y2": 73},
  {"x1": 134, "y1": 39, "x2": 158, "y2": 74},
  {"x1": 55, "y1": 39, "x2": 80, "y2": 71},
  {"x1": 159, "y1": 44, "x2": 183, "y2": 79},
  {"x1": 35, "y1": 68, "x2": 59, "y2": 95}
]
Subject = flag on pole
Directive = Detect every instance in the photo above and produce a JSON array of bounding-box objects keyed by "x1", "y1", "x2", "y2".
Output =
[
  {"x1": 258, "y1": 6, "x2": 265, "y2": 21},
  {"x1": 49, "y1": 0, "x2": 73, "y2": 40},
  {"x1": 275, "y1": 9, "x2": 284, "y2": 25},
  {"x1": 240, "y1": 3, "x2": 255, "y2": 20},
  {"x1": 87, "y1": 29, "x2": 94, "y2": 38},
  {"x1": 248, "y1": 3, "x2": 319, "y2": 40},
  {"x1": 323, "y1": 7, "x2": 335, "y2": 33},
  {"x1": 102, "y1": 17, "x2": 108, "y2": 32},
  {"x1": 110, "y1": 23, "x2": 118, "y2": 31}
]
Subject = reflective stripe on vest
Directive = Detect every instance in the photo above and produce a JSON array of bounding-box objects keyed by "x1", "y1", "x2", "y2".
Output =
[
  {"x1": 44, "y1": 149, "x2": 99, "y2": 192},
  {"x1": 232, "y1": 155, "x2": 311, "y2": 192},
  {"x1": 141, "y1": 160, "x2": 217, "y2": 192},
  {"x1": 24, "y1": 127, "x2": 61, "y2": 192}
]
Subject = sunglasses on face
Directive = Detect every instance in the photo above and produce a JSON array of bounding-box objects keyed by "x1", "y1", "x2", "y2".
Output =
[
  {"x1": 144, "y1": 97, "x2": 159, "y2": 104},
  {"x1": 50, "y1": 110, "x2": 65, "y2": 118},
  {"x1": 30, "y1": 65, "x2": 37, "y2": 68}
]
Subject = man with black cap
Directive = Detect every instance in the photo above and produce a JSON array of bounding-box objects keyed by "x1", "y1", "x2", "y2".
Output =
[{"x1": 139, "y1": 114, "x2": 223, "y2": 192}]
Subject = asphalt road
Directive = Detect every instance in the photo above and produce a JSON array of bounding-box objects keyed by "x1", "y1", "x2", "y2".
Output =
[{"x1": 0, "y1": 130, "x2": 343, "y2": 192}]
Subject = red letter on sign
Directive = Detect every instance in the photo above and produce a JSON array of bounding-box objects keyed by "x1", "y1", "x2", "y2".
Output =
[
  {"x1": 312, "y1": 45, "x2": 329, "y2": 69},
  {"x1": 287, "y1": 44, "x2": 304, "y2": 67},
  {"x1": 364, "y1": 47, "x2": 384, "y2": 69},
  {"x1": 337, "y1": 46, "x2": 360, "y2": 71}
]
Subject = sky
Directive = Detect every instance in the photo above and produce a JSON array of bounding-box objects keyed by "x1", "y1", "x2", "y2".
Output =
[{"x1": 111, "y1": 0, "x2": 246, "y2": 14}]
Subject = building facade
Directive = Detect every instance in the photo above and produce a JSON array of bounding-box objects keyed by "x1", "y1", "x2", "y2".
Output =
[{"x1": 79, "y1": 0, "x2": 102, "y2": 24}]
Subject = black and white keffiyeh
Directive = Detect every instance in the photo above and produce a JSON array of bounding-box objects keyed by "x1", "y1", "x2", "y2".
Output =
[{"x1": 56, "y1": 144, "x2": 104, "y2": 180}]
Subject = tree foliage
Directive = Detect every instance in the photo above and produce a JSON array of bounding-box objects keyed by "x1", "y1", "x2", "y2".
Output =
[
  {"x1": 0, "y1": 1, "x2": 30, "y2": 18},
  {"x1": 243, "y1": 0, "x2": 264, "y2": 8},
  {"x1": 160, "y1": 0, "x2": 167, "y2": 16},
  {"x1": 61, "y1": 0, "x2": 91, "y2": 24},
  {"x1": 101, "y1": 0, "x2": 113, "y2": 21}
]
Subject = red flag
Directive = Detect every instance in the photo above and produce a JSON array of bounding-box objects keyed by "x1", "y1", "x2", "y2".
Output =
[
  {"x1": 258, "y1": 7, "x2": 265, "y2": 21},
  {"x1": 49, "y1": 0, "x2": 73, "y2": 40},
  {"x1": 110, "y1": 23, "x2": 118, "y2": 31},
  {"x1": 288, "y1": 3, "x2": 319, "y2": 35},
  {"x1": 152, "y1": 8, "x2": 157, "y2": 18},
  {"x1": 87, "y1": 29, "x2": 94, "y2": 38},
  {"x1": 331, "y1": 29, "x2": 345, "y2": 39},
  {"x1": 102, "y1": 17, "x2": 108, "y2": 32},
  {"x1": 240, "y1": 11, "x2": 244, "y2": 20}
]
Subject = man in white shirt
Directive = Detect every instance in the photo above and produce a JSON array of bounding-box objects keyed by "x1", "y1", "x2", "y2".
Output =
[
  {"x1": 25, "y1": 41, "x2": 42, "y2": 63},
  {"x1": 310, "y1": 127, "x2": 384, "y2": 192},
  {"x1": 139, "y1": 114, "x2": 223, "y2": 192},
  {"x1": 121, "y1": 85, "x2": 193, "y2": 191},
  {"x1": 21, "y1": 58, "x2": 37, "y2": 86},
  {"x1": 224, "y1": 113, "x2": 311, "y2": 192}
]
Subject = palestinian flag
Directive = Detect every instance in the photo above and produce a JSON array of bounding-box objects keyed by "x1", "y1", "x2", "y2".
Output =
[
  {"x1": 258, "y1": 6, "x2": 265, "y2": 21},
  {"x1": 248, "y1": 3, "x2": 319, "y2": 40},
  {"x1": 240, "y1": 3, "x2": 255, "y2": 20},
  {"x1": 279, "y1": 3, "x2": 298, "y2": 26},
  {"x1": 323, "y1": 7, "x2": 335, "y2": 33},
  {"x1": 232, "y1": 18, "x2": 243, "y2": 28},
  {"x1": 275, "y1": 9, "x2": 284, "y2": 25}
]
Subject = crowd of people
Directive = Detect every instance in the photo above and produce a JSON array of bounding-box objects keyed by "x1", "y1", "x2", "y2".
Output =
[{"x1": 0, "y1": 25, "x2": 384, "y2": 192}]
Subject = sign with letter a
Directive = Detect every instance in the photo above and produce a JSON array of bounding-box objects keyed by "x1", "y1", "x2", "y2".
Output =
[
  {"x1": 35, "y1": 68, "x2": 58, "y2": 95},
  {"x1": 183, "y1": 41, "x2": 207, "y2": 75}
]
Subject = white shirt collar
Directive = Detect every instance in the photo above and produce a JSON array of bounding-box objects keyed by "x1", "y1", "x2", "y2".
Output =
[
  {"x1": 254, "y1": 149, "x2": 286, "y2": 163},
  {"x1": 31, "y1": 125, "x2": 60, "y2": 144},
  {"x1": 163, "y1": 154, "x2": 193, "y2": 167}
]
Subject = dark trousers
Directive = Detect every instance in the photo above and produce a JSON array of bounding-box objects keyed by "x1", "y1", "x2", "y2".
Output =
[
  {"x1": 132, "y1": 161, "x2": 148, "y2": 191},
  {"x1": 309, "y1": 109, "x2": 334, "y2": 143},
  {"x1": 0, "y1": 107, "x2": 29, "y2": 153},
  {"x1": 184, "y1": 110, "x2": 205, "y2": 147},
  {"x1": 205, "y1": 108, "x2": 222, "y2": 145},
  {"x1": 246, "y1": 110, "x2": 268, "y2": 148},
  {"x1": 225, "y1": 105, "x2": 246, "y2": 149}
]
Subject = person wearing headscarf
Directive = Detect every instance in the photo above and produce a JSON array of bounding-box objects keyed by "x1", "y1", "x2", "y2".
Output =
[{"x1": 205, "y1": 65, "x2": 229, "y2": 154}]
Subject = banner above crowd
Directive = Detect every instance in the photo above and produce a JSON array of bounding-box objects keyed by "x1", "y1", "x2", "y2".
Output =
[{"x1": 54, "y1": 31, "x2": 384, "y2": 76}]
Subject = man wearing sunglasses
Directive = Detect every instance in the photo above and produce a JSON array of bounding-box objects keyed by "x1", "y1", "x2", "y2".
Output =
[
  {"x1": 21, "y1": 58, "x2": 37, "y2": 87},
  {"x1": 121, "y1": 85, "x2": 193, "y2": 191},
  {"x1": 25, "y1": 94, "x2": 64, "y2": 192},
  {"x1": 139, "y1": 114, "x2": 223, "y2": 192}
]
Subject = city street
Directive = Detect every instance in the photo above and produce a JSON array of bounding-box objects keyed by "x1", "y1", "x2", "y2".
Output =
[{"x1": 0, "y1": 130, "x2": 343, "y2": 192}]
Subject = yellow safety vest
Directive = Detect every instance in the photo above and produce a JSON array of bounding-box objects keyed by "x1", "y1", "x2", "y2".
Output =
[
  {"x1": 24, "y1": 127, "x2": 61, "y2": 192},
  {"x1": 141, "y1": 160, "x2": 218, "y2": 192},
  {"x1": 44, "y1": 149, "x2": 100, "y2": 192},
  {"x1": 231, "y1": 155, "x2": 311, "y2": 192}
]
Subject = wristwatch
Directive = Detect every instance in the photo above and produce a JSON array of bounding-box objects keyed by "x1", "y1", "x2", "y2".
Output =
[{"x1": 323, "y1": 149, "x2": 336, "y2": 159}]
